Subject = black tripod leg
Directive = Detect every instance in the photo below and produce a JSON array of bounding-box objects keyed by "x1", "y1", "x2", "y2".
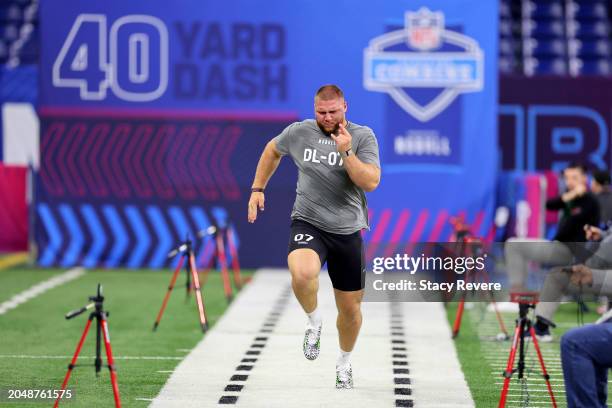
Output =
[
  {"x1": 185, "y1": 253, "x2": 191, "y2": 298},
  {"x1": 95, "y1": 313, "x2": 102, "y2": 376},
  {"x1": 518, "y1": 318, "x2": 527, "y2": 379}
]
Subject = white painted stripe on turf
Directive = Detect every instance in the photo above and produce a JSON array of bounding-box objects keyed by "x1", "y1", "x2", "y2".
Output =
[
  {"x1": 488, "y1": 362, "x2": 563, "y2": 367},
  {"x1": 494, "y1": 382, "x2": 566, "y2": 387},
  {"x1": 508, "y1": 387, "x2": 565, "y2": 398},
  {"x1": 0, "y1": 268, "x2": 85, "y2": 315}
]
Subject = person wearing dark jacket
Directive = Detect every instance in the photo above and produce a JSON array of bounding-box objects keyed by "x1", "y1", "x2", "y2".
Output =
[
  {"x1": 545, "y1": 186, "x2": 600, "y2": 242},
  {"x1": 505, "y1": 163, "x2": 600, "y2": 290},
  {"x1": 591, "y1": 170, "x2": 612, "y2": 226}
]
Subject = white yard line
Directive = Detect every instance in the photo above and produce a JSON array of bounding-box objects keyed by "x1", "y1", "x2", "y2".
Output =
[{"x1": 0, "y1": 267, "x2": 85, "y2": 315}]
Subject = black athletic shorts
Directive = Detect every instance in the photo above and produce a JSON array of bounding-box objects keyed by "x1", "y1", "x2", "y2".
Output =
[{"x1": 287, "y1": 219, "x2": 365, "y2": 291}]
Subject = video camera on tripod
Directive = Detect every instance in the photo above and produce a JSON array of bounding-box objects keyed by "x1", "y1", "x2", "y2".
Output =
[
  {"x1": 498, "y1": 291, "x2": 557, "y2": 408},
  {"x1": 65, "y1": 283, "x2": 104, "y2": 320},
  {"x1": 55, "y1": 284, "x2": 121, "y2": 408}
]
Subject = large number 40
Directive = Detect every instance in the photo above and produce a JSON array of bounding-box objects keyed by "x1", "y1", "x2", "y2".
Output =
[{"x1": 52, "y1": 14, "x2": 168, "y2": 101}]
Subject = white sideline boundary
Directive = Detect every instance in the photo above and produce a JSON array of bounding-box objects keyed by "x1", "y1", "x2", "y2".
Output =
[
  {"x1": 0, "y1": 267, "x2": 85, "y2": 315},
  {"x1": 150, "y1": 269, "x2": 474, "y2": 407}
]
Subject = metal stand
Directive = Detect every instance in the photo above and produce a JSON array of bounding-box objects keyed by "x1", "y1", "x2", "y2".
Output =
[
  {"x1": 498, "y1": 292, "x2": 557, "y2": 408},
  {"x1": 55, "y1": 284, "x2": 121, "y2": 408},
  {"x1": 450, "y1": 217, "x2": 508, "y2": 339},
  {"x1": 153, "y1": 238, "x2": 209, "y2": 333},
  {"x1": 199, "y1": 226, "x2": 243, "y2": 302}
]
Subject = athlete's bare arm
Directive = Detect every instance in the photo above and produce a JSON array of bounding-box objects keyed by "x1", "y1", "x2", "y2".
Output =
[
  {"x1": 248, "y1": 139, "x2": 283, "y2": 223},
  {"x1": 331, "y1": 123, "x2": 381, "y2": 192}
]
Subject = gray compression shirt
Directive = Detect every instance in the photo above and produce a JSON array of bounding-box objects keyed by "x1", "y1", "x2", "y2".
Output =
[{"x1": 273, "y1": 119, "x2": 380, "y2": 234}]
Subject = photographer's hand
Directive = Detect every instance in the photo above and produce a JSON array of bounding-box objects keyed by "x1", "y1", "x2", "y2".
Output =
[
  {"x1": 562, "y1": 184, "x2": 587, "y2": 202},
  {"x1": 571, "y1": 264, "x2": 593, "y2": 287},
  {"x1": 584, "y1": 224, "x2": 602, "y2": 241}
]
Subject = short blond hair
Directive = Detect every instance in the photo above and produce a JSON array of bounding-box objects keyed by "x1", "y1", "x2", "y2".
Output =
[{"x1": 315, "y1": 84, "x2": 344, "y2": 101}]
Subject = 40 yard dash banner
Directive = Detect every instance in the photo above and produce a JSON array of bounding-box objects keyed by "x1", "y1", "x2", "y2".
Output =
[{"x1": 37, "y1": 0, "x2": 498, "y2": 268}]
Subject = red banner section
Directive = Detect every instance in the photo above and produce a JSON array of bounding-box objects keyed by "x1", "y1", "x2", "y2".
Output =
[{"x1": 0, "y1": 164, "x2": 28, "y2": 252}]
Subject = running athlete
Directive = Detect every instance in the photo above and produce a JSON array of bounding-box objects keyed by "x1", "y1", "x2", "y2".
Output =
[{"x1": 247, "y1": 84, "x2": 381, "y2": 388}]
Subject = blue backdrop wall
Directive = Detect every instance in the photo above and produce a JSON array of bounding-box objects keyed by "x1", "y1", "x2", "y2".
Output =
[{"x1": 36, "y1": 0, "x2": 498, "y2": 268}]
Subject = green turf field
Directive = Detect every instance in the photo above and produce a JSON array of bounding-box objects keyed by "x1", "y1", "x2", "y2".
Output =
[
  {"x1": 1, "y1": 264, "x2": 609, "y2": 407},
  {"x1": 447, "y1": 299, "x2": 610, "y2": 407},
  {"x1": 0, "y1": 266, "x2": 250, "y2": 407}
]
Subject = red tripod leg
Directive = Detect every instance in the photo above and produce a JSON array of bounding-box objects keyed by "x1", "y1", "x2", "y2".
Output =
[
  {"x1": 452, "y1": 257, "x2": 471, "y2": 338},
  {"x1": 100, "y1": 315, "x2": 121, "y2": 408},
  {"x1": 189, "y1": 253, "x2": 209, "y2": 332},
  {"x1": 54, "y1": 318, "x2": 93, "y2": 408},
  {"x1": 529, "y1": 326, "x2": 558, "y2": 408},
  {"x1": 215, "y1": 233, "x2": 233, "y2": 302},
  {"x1": 153, "y1": 256, "x2": 185, "y2": 331},
  {"x1": 452, "y1": 296, "x2": 466, "y2": 339},
  {"x1": 498, "y1": 323, "x2": 521, "y2": 408},
  {"x1": 226, "y1": 227, "x2": 243, "y2": 289}
]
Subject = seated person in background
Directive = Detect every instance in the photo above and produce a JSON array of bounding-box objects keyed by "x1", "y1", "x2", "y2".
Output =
[
  {"x1": 532, "y1": 225, "x2": 612, "y2": 341},
  {"x1": 505, "y1": 163, "x2": 600, "y2": 291},
  {"x1": 561, "y1": 277, "x2": 612, "y2": 408},
  {"x1": 591, "y1": 170, "x2": 612, "y2": 227}
]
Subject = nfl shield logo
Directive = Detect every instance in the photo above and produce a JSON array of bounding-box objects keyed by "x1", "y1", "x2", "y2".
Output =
[{"x1": 406, "y1": 7, "x2": 444, "y2": 51}]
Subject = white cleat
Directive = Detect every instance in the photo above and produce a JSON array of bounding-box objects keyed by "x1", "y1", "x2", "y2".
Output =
[
  {"x1": 336, "y1": 363, "x2": 353, "y2": 389},
  {"x1": 303, "y1": 322, "x2": 322, "y2": 360}
]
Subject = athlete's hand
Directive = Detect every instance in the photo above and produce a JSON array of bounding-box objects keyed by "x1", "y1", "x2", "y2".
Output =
[
  {"x1": 331, "y1": 122, "x2": 352, "y2": 153},
  {"x1": 248, "y1": 192, "x2": 265, "y2": 223}
]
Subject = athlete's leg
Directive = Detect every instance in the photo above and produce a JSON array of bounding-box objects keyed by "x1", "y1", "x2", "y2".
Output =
[
  {"x1": 325, "y1": 228, "x2": 364, "y2": 387},
  {"x1": 334, "y1": 288, "x2": 364, "y2": 352},
  {"x1": 288, "y1": 248, "x2": 321, "y2": 313},
  {"x1": 333, "y1": 288, "x2": 362, "y2": 388},
  {"x1": 287, "y1": 220, "x2": 328, "y2": 361}
]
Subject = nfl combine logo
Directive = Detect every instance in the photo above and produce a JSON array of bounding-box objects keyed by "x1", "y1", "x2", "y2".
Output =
[
  {"x1": 406, "y1": 8, "x2": 443, "y2": 51},
  {"x1": 363, "y1": 7, "x2": 484, "y2": 122}
]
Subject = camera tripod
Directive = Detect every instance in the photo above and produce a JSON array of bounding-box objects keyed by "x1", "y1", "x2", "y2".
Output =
[
  {"x1": 153, "y1": 237, "x2": 209, "y2": 333},
  {"x1": 498, "y1": 292, "x2": 557, "y2": 408},
  {"x1": 55, "y1": 284, "x2": 121, "y2": 408},
  {"x1": 198, "y1": 225, "x2": 243, "y2": 302},
  {"x1": 450, "y1": 217, "x2": 508, "y2": 339}
]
